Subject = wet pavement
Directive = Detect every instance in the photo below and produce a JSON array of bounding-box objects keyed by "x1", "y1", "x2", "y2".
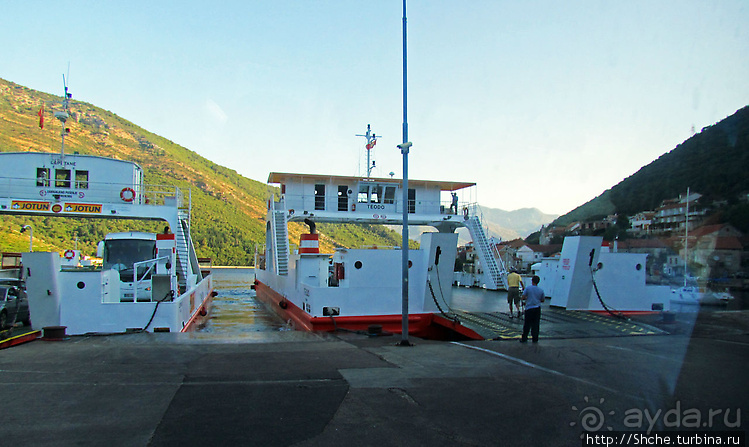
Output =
[{"x1": 0, "y1": 310, "x2": 747, "y2": 446}]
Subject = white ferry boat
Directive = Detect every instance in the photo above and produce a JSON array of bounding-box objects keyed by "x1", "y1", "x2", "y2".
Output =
[
  {"x1": 0, "y1": 84, "x2": 213, "y2": 335},
  {"x1": 254, "y1": 138, "x2": 509, "y2": 339}
]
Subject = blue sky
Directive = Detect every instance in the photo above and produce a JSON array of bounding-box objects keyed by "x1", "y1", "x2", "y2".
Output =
[{"x1": 2, "y1": 1, "x2": 747, "y2": 215}]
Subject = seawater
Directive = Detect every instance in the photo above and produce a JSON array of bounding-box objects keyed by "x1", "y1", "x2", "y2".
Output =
[{"x1": 200, "y1": 267, "x2": 287, "y2": 334}]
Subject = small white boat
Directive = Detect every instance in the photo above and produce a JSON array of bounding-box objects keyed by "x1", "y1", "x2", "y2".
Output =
[
  {"x1": 668, "y1": 188, "x2": 734, "y2": 306},
  {"x1": 670, "y1": 286, "x2": 734, "y2": 306}
]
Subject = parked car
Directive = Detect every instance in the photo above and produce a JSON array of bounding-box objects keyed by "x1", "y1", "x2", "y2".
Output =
[
  {"x1": 0, "y1": 278, "x2": 26, "y2": 298},
  {"x1": 0, "y1": 285, "x2": 31, "y2": 328}
]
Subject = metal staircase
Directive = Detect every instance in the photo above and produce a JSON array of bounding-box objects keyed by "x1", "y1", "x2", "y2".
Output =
[
  {"x1": 464, "y1": 215, "x2": 508, "y2": 290},
  {"x1": 270, "y1": 198, "x2": 290, "y2": 275},
  {"x1": 173, "y1": 211, "x2": 195, "y2": 290}
]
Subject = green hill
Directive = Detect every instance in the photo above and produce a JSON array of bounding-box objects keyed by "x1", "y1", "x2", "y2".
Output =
[
  {"x1": 553, "y1": 106, "x2": 749, "y2": 229},
  {"x1": 0, "y1": 78, "x2": 412, "y2": 263}
]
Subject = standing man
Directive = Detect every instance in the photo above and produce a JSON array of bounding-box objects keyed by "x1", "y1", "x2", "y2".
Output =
[
  {"x1": 506, "y1": 269, "x2": 524, "y2": 318},
  {"x1": 520, "y1": 275, "x2": 544, "y2": 343},
  {"x1": 450, "y1": 192, "x2": 459, "y2": 214}
]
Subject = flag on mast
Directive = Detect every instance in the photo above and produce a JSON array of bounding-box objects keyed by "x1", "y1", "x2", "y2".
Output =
[
  {"x1": 38, "y1": 104, "x2": 44, "y2": 129},
  {"x1": 366, "y1": 139, "x2": 376, "y2": 150}
]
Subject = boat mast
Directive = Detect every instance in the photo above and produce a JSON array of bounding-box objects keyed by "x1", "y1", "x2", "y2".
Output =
[
  {"x1": 398, "y1": 0, "x2": 413, "y2": 346},
  {"x1": 54, "y1": 75, "x2": 72, "y2": 158},
  {"x1": 356, "y1": 124, "x2": 379, "y2": 179}
]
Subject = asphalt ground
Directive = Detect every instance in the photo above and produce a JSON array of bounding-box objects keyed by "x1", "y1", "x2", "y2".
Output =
[{"x1": 0, "y1": 310, "x2": 747, "y2": 447}]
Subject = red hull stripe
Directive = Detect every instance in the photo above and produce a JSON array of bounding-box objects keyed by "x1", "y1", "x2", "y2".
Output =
[
  {"x1": 0, "y1": 330, "x2": 41, "y2": 350},
  {"x1": 254, "y1": 280, "x2": 484, "y2": 340},
  {"x1": 181, "y1": 294, "x2": 214, "y2": 332}
]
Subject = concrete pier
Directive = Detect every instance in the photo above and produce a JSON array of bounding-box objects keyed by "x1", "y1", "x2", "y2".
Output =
[{"x1": 0, "y1": 311, "x2": 746, "y2": 446}]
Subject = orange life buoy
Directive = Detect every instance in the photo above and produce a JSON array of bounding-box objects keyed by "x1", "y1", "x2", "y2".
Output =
[
  {"x1": 64, "y1": 249, "x2": 75, "y2": 260},
  {"x1": 120, "y1": 187, "x2": 136, "y2": 202}
]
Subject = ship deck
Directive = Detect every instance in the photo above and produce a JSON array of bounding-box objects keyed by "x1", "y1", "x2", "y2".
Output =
[{"x1": 444, "y1": 306, "x2": 667, "y2": 340}]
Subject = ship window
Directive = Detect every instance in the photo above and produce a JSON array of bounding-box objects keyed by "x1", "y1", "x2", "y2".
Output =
[
  {"x1": 36, "y1": 168, "x2": 50, "y2": 187},
  {"x1": 337, "y1": 185, "x2": 348, "y2": 211},
  {"x1": 55, "y1": 169, "x2": 71, "y2": 188},
  {"x1": 354, "y1": 261, "x2": 362, "y2": 269},
  {"x1": 358, "y1": 184, "x2": 369, "y2": 203},
  {"x1": 636, "y1": 263, "x2": 642, "y2": 271},
  {"x1": 314, "y1": 184, "x2": 325, "y2": 210},
  {"x1": 75, "y1": 170, "x2": 89, "y2": 189},
  {"x1": 384, "y1": 186, "x2": 396, "y2": 204},
  {"x1": 370, "y1": 185, "x2": 382, "y2": 203}
]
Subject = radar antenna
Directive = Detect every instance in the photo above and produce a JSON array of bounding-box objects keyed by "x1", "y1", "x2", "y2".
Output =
[
  {"x1": 356, "y1": 124, "x2": 380, "y2": 179},
  {"x1": 54, "y1": 71, "x2": 73, "y2": 157}
]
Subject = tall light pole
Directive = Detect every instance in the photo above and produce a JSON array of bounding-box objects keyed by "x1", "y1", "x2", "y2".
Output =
[
  {"x1": 398, "y1": 0, "x2": 412, "y2": 347},
  {"x1": 20, "y1": 225, "x2": 33, "y2": 252}
]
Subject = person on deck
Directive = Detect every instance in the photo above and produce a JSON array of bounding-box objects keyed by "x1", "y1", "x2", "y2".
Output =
[
  {"x1": 450, "y1": 192, "x2": 459, "y2": 214},
  {"x1": 520, "y1": 275, "x2": 545, "y2": 343},
  {"x1": 506, "y1": 270, "x2": 524, "y2": 318}
]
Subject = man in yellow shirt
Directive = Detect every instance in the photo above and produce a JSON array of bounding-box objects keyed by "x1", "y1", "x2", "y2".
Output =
[{"x1": 507, "y1": 269, "x2": 524, "y2": 318}]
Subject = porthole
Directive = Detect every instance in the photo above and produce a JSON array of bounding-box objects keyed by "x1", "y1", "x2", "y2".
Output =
[
  {"x1": 77, "y1": 281, "x2": 86, "y2": 289},
  {"x1": 636, "y1": 263, "x2": 642, "y2": 271},
  {"x1": 408, "y1": 260, "x2": 413, "y2": 268},
  {"x1": 597, "y1": 262, "x2": 603, "y2": 270},
  {"x1": 354, "y1": 261, "x2": 363, "y2": 269}
]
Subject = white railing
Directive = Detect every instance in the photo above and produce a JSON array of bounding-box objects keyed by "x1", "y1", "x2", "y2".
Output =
[{"x1": 133, "y1": 256, "x2": 171, "y2": 302}]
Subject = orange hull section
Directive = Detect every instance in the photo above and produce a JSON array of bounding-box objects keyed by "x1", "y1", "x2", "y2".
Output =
[{"x1": 255, "y1": 280, "x2": 482, "y2": 340}]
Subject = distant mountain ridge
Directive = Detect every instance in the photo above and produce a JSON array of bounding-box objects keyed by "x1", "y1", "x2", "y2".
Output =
[
  {"x1": 552, "y1": 106, "x2": 749, "y2": 228},
  {"x1": 479, "y1": 206, "x2": 558, "y2": 240}
]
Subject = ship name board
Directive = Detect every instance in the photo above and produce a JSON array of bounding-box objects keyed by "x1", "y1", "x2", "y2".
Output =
[
  {"x1": 64, "y1": 203, "x2": 103, "y2": 214},
  {"x1": 11, "y1": 200, "x2": 50, "y2": 211}
]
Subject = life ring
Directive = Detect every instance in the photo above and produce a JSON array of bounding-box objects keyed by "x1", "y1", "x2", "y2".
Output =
[
  {"x1": 64, "y1": 249, "x2": 75, "y2": 260},
  {"x1": 120, "y1": 187, "x2": 136, "y2": 202}
]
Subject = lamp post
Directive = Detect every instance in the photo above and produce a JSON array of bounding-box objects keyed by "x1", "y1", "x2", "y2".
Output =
[
  {"x1": 398, "y1": 0, "x2": 412, "y2": 347},
  {"x1": 20, "y1": 225, "x2": 33, "y2": 252}
]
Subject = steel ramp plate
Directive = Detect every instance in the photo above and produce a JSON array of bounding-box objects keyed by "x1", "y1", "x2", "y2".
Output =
[{"x1": 451, "y1": 307, "x2": 667, "y2": 340}]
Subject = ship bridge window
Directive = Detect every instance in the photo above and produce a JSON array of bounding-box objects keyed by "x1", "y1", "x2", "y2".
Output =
[
  {"x1": 337, "y1": 185, "x2": 348, "y2": 211},
  {"x1": 55, "y1": 169, "x2": 71, "y2": 188},
  {"x1": 370, "y1": 185, "x2": 382, "y2": 203},
  {"x1": 358, "y1": 184, "x2": 369, "y2": 203},
  {"x1": 36, "y1": 168, "x2": 50, "y2": 187},
  {"x1": 75, "y1": 170, "x2": 89, "y2": 189},
  {"x1": 358, "y1": 183, "x2": 394, "y2": 204},
  {"x1": 383, "y1": 186, "x2": 396, "y2": 204},
  {"x1": 314, "y1": 184, "x2": 325, "y2": 210}
]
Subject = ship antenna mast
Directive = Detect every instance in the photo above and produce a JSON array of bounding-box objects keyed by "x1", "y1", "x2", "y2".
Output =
[
  {"x1": 55, "y1": 73, "x2": 72, "y2": 158},
  {"x1": 356, "y1": 124, "x2": 380, "y2": 179}
]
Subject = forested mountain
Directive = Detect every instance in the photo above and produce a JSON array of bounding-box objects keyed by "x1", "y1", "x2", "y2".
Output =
[
  {"x1": 0, "y1": 78, "x2": 411, "y2": 264},
  {"x1": 553, "y1": 106, "x2": 749, "y2": 230}
]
